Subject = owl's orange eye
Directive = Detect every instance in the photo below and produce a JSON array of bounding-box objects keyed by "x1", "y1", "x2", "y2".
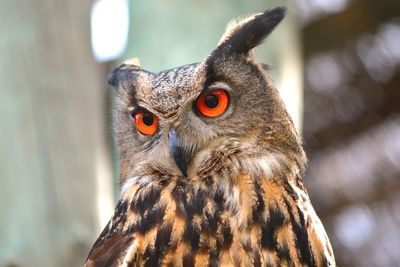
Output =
[
  {"x1": 133, "y1": 111, "x2": 158, "y2": 135},
  {"x1": 195, "y1": 89, "x2": 229, "y2": 118}
]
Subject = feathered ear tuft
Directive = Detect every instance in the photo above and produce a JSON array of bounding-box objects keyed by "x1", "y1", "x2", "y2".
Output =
[
  {"x1": 212, "y1": 7, "x2": 286, "y2": 57},
  {"x1": 107, "y1": 57, "x2": 142, "y2": 87}
]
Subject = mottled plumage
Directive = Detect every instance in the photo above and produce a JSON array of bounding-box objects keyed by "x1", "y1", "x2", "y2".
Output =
[{"x1": 85, "y1": 7, "x2": 335, "y2": 267}]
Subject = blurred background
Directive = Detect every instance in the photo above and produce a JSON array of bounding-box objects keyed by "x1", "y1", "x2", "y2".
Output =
[{"x1": 1, "y1": 0, "x2": 399, "y2": 266}]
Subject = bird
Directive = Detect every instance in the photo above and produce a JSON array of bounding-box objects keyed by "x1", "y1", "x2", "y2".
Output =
[{"x1": 85, "y1": 7, "x2": 335, "y2": 267}]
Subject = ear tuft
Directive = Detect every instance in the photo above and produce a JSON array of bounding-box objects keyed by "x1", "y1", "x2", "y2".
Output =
[
  {"x1": 213, "y1": 7, "x2": 286, "y2": 57},
  {"x1": 107, "y1": 63, "x2": 141, "y2": 87}
]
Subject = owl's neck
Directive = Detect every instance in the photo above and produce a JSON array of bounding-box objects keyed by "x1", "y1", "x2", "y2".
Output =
[
  {"x1": 121, "y1": 151, "x2": 305, "y2": 229},
  {"x1": 122, "y1": 149, "x2": 302, "y2": 194}
]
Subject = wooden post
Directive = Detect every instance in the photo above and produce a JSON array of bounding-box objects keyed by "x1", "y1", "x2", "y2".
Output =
[{"x1": 0, "y1": 0, "x2": 113, "y2": 266}]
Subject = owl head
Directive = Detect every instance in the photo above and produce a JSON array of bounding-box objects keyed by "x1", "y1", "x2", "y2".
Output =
[{"x1": 109, "y1": 7, "x2": 305, "y2": 187}]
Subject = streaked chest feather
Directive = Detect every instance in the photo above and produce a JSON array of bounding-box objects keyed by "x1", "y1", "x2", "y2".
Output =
[{"x1": 86, "y1": 173, "x2": 334, "y2": 267}]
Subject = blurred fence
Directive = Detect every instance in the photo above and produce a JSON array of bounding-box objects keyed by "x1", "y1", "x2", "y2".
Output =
[{"x1": 299, "y1": 0, "x2": 400, "y2": 266}]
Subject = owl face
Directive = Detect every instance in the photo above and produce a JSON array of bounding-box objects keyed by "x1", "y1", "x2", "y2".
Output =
[{"x1": 111, "y1": 7, "x2": 304, "y2": 183}]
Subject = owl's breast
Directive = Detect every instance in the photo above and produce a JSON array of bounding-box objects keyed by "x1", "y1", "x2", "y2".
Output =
[{"x1": 86, "y1": 173, "x2": 334, "y2": 267}]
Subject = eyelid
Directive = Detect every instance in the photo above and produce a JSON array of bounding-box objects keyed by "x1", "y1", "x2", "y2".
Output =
[
  {"x1": 130, "y1": 108, "x2": 159, "y2": 127},
  {"x1": 130, "y1": 106, "x2": 156, "y2": 117},
  {"x1": 196, "y1": 82, "x2": 232, "y2": 100},
  {"x1": 207, "y1": 82, "x2": 232, "y2": 91}
]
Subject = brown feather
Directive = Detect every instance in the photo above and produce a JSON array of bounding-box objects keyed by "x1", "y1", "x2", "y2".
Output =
[{"x1": 85, "y1": 234, "x2": 133, "y2": 267}]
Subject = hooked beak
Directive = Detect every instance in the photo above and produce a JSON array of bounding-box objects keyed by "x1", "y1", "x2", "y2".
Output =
[{"x1": 168, "y1": 129, "x2": 194, "y2": 177}]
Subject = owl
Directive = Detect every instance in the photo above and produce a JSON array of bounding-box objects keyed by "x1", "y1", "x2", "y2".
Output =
[{"x1": 85, "y1": 7, "x2": 335, "y2": 267}]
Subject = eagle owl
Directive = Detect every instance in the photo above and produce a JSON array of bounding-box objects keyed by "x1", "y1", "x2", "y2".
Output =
[{"x1": 85, "y1": 7, "x2": 335, "y2": 267}]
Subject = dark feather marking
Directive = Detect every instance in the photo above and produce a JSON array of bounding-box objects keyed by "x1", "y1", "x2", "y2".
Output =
[
  {"x1": 148, "y1": 168, "x2": 173, "y2": 187},
  {"x1": 283, "y1": 198, "x2": 315, "y2": 266},
  {"x1": 252, "y1": 179, "x2": 266, "y2": 224},
  {"x1": 221, "y1": 224, "x2": 233, "y2": 250},
  {"x1": 213, "y1": 189, "x2": 225, "y2": 209},
  {"x1": 182, "y1": 253, "x2": 195, "y2": 267},
  {"x1": 261, "y1": 207, "x2": 291, "y2": 262},
  {"x1": 127, "y1": 204, "x2": 166, "y2": 234},
  {"x1": 130, "y1": 186, "x2": 161, "y2": 214},
  {"x1": 142, "y1": 246, "x2": 152, "y2": 266},
  {"x1": 143, "y1": 222, "x2": 173, "y2": 267},
  {"x1": 183, "y1": 221, "x2": 200, "y2": 251},
  {"x1": 276, "y1": 242, "x2": 291, "y2": 263},
  {"x1": 253, "y1": 250, "x2": 262, "y2": 267},
  {"x1": 159, "y1": 177, "x2": 170, "y2": 187},
  {"x1": 115, "y1": 199, "x2": 129, "y2": 215},
  {"x1": 128, "y1": 253, "x2": 138, "y2": 267},
  {"x1": 204, "y1": 175, "x2": 214, "y2": 186},
  {"x1": 260, "y1": 206, "x2": 285, "y2": 250},
  {"x1": 187, "y1": 189, "x2": 207, "y2": 216},
  {"x1": 209, "y1": 233, "x2": 223, "y2": 267},
  {"x1": 110, "y1": 200, "x2": 128, "y2": 234},
  {"x1": 203, "y1": 208, "x2": 219, "y2": 235},
  {"x1": 154, "y1": 222, "x2": 173, "y2": 252},
  {"x1": 175, "y1": 187, "x2": 208, "y2": 252},
  {"x1": 281, "y1": 180, "x2": 298, "y2": 201},
  {"x1": 259, "y1": 205, "x2": 293, "y2": 264},
  {"x1": 241, "y1": 238, "x2": 252, "y2": 253},
  {"x1": 208, "y1": 249, "x2": 219, "y2": 267}
]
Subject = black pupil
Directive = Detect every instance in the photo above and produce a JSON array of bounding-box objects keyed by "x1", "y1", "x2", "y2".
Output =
[
  {"x1": 142, "y1": 112, "x2": 154, "y2": 126},
  {"x1": 205, "y1": 94, "x2": 219, "y2": 108}
]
